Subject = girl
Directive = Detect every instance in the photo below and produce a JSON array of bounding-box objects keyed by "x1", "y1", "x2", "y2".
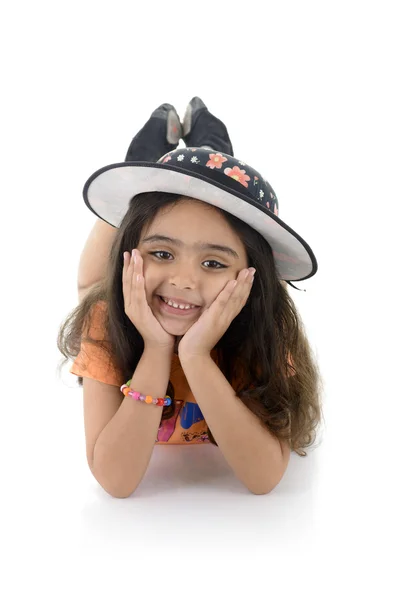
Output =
[{"x1": 57, "y1": 97, "x2": 324, "y2": 497}]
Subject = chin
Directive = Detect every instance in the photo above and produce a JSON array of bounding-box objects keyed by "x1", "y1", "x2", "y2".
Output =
[{"x1": 161, "y1": 320, "x2": 191, "y2": 336}]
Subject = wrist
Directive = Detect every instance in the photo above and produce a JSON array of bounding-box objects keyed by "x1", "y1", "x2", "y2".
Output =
[
  {"x1": 144, "y1": 342, "x2": 175, "y2": 356},
  {"x1": 178, "y1": 350, "x2": 211, "y2": 364}
]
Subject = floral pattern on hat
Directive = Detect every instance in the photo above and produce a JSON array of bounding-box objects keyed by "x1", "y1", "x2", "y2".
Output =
[
  {"x1": 157, "y1": 147, "x2": 279, "y2": 217},
  {"x1": 206, "y1": 153, "x2": 228, "y2": 169},
  {"x1": 224, "y1": 165, "x2": 251, "y2": 188}
]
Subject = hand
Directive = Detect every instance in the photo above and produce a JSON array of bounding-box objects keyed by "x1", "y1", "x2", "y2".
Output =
[
  {"x1": 178, "y1": 267, "x2": 256, "y2": 358},
  {"x1": 122, "y1": 249, "x2": 176, "y2": 350}
]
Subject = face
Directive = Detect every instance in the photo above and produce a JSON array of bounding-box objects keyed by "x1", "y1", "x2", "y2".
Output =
[{"x1": 137, "y1": 198, "x2": 249, "y2": 338}]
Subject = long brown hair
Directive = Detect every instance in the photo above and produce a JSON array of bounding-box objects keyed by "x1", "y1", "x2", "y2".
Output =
[{"x1": 57, "y1": 191, "x2": 325, "y2": 455}]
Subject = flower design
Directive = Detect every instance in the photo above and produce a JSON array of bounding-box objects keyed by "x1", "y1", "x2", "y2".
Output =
[
  {"x1": 206, "y1": 153, "x2": 228, "y2": 169},
  {"x1": 162, "y1": 156, "x2": 172, "y2": 163},
  {"x1": 259, "y1": 190, "x2": 265, "y2": 199},
  {"x1": 177, "y1": 154, "x2": 185, "y2": 162},
  {"x1": 191, "y1": 156, "x2": 200, "y2": 164},
  {"x1": 239, "y1": 161, "x2": 246, "y2": 166},
  {"x1": 224, "y1": 166, "x2": 251, "y2": 188}
]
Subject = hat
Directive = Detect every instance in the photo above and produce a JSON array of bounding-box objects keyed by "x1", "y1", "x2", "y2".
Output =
[{"x1": 82, "y1": 147, "x2": 318, "y2": 288}]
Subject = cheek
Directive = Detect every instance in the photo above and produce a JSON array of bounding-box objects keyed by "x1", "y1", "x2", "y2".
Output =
[
  {"x1": 205, "y1": 282, "x2": 227, "y2": 306},
  {"x1": 141, "y1": 265, "x2": 154, "y2": 284},
  {"x1": 141, "y1": 276, "x2": 156, "y2": 303}
]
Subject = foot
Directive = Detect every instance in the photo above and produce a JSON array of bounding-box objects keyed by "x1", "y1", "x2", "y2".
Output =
[
  {"x1": 182, "y1": 97, "x2": 234, "y2": 156},
  {"x1": 124, "y1": 103, "x2": 182, "y2": 162}
]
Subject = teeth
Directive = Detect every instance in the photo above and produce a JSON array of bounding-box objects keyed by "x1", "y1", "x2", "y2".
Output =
[{"x1": 161, "y1": 297, "x2": 197, "y2": 310}]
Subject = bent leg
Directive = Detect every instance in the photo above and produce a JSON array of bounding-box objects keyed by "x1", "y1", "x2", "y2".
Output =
[
  {"x1": 78, "y1": 104, "x2": 181, "y2": 301},
  {"x1": 77, "y1": 218, "x2": 117, "y2": 295}
]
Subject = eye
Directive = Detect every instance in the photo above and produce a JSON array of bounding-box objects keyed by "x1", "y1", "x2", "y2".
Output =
[
  {"x1": 150, "y1": 251, "x2": 173, "y2": 260},
  {"x1": 203, "y1": 260, "x2": 227, "y2": 269},
  {"x1": 149, "y1": 251, "x2": 227, "y2": 269}
]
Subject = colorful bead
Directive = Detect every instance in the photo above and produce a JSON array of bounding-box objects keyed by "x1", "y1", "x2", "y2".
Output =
[{"x1": 120, "y1": 380, "x2": 171, "y2": 407}]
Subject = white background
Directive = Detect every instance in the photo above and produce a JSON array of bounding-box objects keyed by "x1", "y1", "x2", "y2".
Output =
[{"x1": 1, "y1": 0, "x2": 399, "y2": 597}]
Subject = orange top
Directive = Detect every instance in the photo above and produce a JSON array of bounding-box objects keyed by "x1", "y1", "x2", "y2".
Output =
[{"x1": 70, "y1": 300, "x2": 294, "y2": 445}]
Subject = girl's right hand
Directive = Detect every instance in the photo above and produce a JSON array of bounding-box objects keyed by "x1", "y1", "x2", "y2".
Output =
[{"x1": 122, "y1": 249, "x2": 176, "y2": 351}]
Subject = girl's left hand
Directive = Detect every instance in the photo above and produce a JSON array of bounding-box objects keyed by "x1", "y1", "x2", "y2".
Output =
[{"x1": 178, "y1": 267, "x2": 256, "y2": 359}]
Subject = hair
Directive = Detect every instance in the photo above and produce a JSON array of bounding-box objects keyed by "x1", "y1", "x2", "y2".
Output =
[{"x1": 57, "y1": 191, "x2": 325, "y2": 456}]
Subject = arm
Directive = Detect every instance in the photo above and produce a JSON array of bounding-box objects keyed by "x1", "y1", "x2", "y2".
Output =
[
  {"x1": 92, "y1": 345, "x2": 173, "y2": 498},
  {"x1": 179, "y1": 354, "x2": 291, "y2": 495}
]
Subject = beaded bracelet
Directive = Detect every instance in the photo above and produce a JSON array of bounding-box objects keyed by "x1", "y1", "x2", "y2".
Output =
[{"x1": 120, "y1": 379, "x2": 172, "y2": 407}]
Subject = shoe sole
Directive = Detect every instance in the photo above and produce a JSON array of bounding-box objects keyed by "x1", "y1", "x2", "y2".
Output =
[
  {"x1": 182, "y1": 96, "x2": 207, "y2": 137},
  {"x1": 166, "y1": 109, "x2": 181, "y2": 145},
  {"x1": 151, "y1": 103, "x2": 182, "y2": 145}
]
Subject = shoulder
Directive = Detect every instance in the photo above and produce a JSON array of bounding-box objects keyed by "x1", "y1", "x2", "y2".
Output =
[
  {"x1": 83, "y1": 300, "x2": 109, "y2": 340},
  {"x1": 280, "y1": 439, "x2": 291, "y2": 463}
]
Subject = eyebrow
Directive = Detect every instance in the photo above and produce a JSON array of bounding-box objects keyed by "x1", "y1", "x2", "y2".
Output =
[{"x1": 141, "y1": 234, "x2": 240, "y2": 259}]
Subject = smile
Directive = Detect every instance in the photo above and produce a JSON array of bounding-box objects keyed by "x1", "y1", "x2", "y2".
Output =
[{"x1": 157, "y1": 295, "x2": 201, "y2": 316}]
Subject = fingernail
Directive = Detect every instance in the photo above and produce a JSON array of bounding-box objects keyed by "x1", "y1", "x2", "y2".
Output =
[
  {"x1": 248, "y1": 268, "x2": 256, "y2": 275},
  {"x1": 132, "y1": 249, "x2": 136, "y2": 263}
]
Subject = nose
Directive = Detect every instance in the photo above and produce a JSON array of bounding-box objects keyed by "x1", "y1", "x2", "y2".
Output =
[{"x1": 168, "y1": 263, "x2": 196, "y2": 290}]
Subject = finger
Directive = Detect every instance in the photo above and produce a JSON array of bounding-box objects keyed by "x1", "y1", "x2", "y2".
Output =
[
  {"x1": 214, "y1": 279, "x2": 239, "y2": 308},
  {"x1": 131, "y1": 248, "x2": 140, "y2": 280},
  {"x1": 126, "y1": 248, "x2": 141, "y2": 305},
  {"x1": 227, "y1": 269, "x2": 254, "y2": 302},
  {"x1": 226, "y1": 270, "x2": 247, "y2": 296},
  {"x1": 132, "y1": 249, "x2": 145, "y2": 299},
  {"x1": 122, "y1": 250, "x2": 133, "y2": 306},
  {"x1": 238, "y1": 268, "x2": 255, "y2": 288}
]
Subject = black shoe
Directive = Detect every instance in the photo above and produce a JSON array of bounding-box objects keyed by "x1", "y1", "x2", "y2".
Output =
[
  {"x1": 124, "y1": 103, "x2": 182, "y2": 162},
  {"x1": 182, "y1": 97, "x2": 234, "y2": 156}
]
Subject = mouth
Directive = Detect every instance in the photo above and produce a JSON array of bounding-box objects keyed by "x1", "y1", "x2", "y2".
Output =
[{"x1": 156, "y1": 295, "x2": 201, "y2": 317}]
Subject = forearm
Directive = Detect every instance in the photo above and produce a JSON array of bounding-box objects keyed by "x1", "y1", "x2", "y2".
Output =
[
  {"x1": 179, "y1": 354, "x2": 286, "y2": 495},
  {"x1": 93, "y1": 345, "x2": 173, "y2": 497}
]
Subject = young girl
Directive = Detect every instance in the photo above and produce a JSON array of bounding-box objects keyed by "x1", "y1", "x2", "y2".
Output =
[{"x1": 57, "y1": 97, "x2": 324, "y2": 497}]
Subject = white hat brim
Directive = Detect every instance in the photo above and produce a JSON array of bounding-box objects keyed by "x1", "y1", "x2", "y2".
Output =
[{"x1": 83, "y1": 162, "x2": 318, "y2": 282}]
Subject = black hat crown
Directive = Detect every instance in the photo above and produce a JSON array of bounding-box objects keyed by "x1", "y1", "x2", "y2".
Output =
[{"x1": 157, "y1": 147, "x2": 280, "y2": 217}]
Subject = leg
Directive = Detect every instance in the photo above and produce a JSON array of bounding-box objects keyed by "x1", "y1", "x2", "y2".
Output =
[
  {"x1": 124, "y1": 104, "x2": 181, "y2": 162},
  {"x1": 77, "y1": 104, "x2": 182, "y2": 302},
  {"x1": 182, "y1": 97, "x2": 234, "y2": 156},
  {"x1": 77, "y1": 218, "x2": 117, "y2": 301}
]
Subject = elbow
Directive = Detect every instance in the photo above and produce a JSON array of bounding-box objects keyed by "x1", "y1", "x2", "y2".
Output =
[
  {"x1": 248, "y1": 484, "x2": 274, "y2": 495},
  {"x1": 99, "y1": 478, "x2": 138, "y2": 499},
  {"x1": 247, "y1": 454, "x2": 290, "y2": 495},
  {"x1": 106, "y1": 488, "x2": 135, "y2": 499},
  {"x1": 248, "y1": 480, "x2": 280, "y2": 495},
  {"x1": 89, "y1": 460, "x2": 138, "y2": 499}
]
